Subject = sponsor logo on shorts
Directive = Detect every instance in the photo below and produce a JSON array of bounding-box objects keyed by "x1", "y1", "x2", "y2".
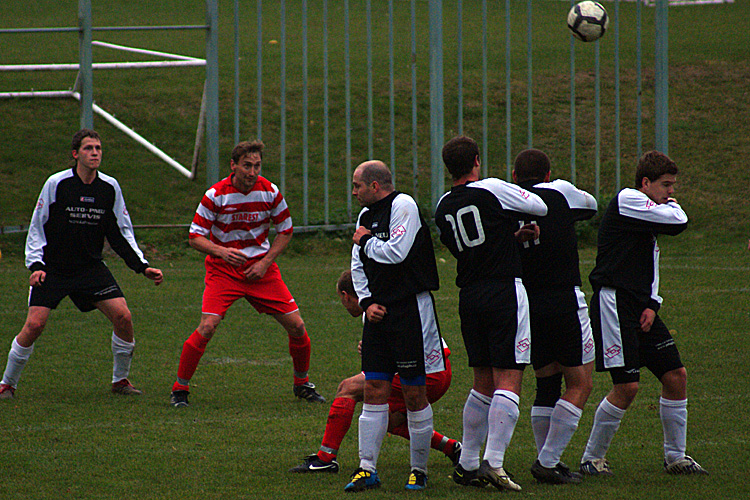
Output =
[
  {"x1": 605, "y1": 344, "x2": 622, "y2": 359},
  {"x1": 583, "y1": 338, "x2": 595, "y2": 354},
  {"x1": 425, "y1": 348, "x2": 442, "y2": 365},
  {"x1": 517, "y1": 338, "x2": 530, "y2": 352}
]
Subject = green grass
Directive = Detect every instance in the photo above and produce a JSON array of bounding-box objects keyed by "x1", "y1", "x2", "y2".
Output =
[
  {"x1": 1, "y1": 1, "x2": 749, "y2": 498},
  {"x1": 0, "y1": 237, "x2": 748, "y2": 499}
]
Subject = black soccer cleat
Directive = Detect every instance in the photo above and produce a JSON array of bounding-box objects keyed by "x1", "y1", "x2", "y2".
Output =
[
  {"x1": 530, "y1": 459, "x2": 583, "y2": 484},
  {"x1": 405, "y1": 469, "x2": 427, "y2": 491},
  {"x1": 446, "y1": 441, "x2": 462, "y2": 466},
  {"x1": 170, "y1": 390, "x2": 190, "y2": 407},
  {"x1": 289, "y1": 454, "x2": 340, "y2": 473},
  {"x1": 293, "y1": 381, "x2": 326, "y2": 403},
  {"x1": 451, "y1": 464, "x2": 488, "y2": 488}
]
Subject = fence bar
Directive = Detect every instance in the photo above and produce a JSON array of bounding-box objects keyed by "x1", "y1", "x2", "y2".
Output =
[
  {"x1": 280, "y1": 0, "x2": 287, "y2": 195},
  {"x1": 1, "y1": 61, "x2": 205, "y2": 72},
  {"x1": 0, "y1": 25, "x2": 207, "y2": 35},
  {"x1": 323, "y1": 0, "x2": 330, "y2": 225},
  {"x1": 526, "y1": 0, "x2": 533, "y2": 148},
  {"x1": 0, "y1": 90, "x2": 74, "y2": 99},
  {"x1": 614, "y1": 0, "x2": 621, "y2": 192},
  {"x1": 481, "y1": 0, "x2": 488, "y2": 178},
  {"x1": 78, "y1": 0, "x2": 93, "y2": 128},
  {"x1": 233, "y1": 0, "x2": 240, "y2": 145},
  {"x1": 389, "y1": 0, "x2": 396, "y2": 183},
  {"x1": 569, "y1": 0, "x2": 576, "y2": 183},
  {"x1": 302, "y1": 0, "x2": 309, "y2": 224},
  {"x1": 655, "y1": 0, "x2": 669, "y2": 155},
  {"x1": 636, "y1": 0, "x2": 643, "y2": 158},
  {"x1": 366, "y1": 0, "x2": 374, "y2": 159},
  {"x1": 457, "y1": 0, "x2": 464, "y2": 136},
  {"x1": 411, "y1": 0, "x2": 419, "y2": 201},
  {"x1": 429, "y1": 0, "x2": 444, "y2": 211},
  {"x1": 595, "y1": 40, "x2": 601, "y2": 201},
  {"x1": 256, "y1": 0, "x2": 263, "y2": 140},
  {"x1": 205, "y1": 0, "x2": 220, "y2": 187},
  {"x1": 345, "y1": 0, "x2": 353, "y2": 221},
  {"x1": 505, "y1": 0, "x2": 512, "y2": 180}
]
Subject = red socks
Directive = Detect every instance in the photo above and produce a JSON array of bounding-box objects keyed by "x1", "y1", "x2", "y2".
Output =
[
  {"x1": 288, "y1": 332, "x2": 311, "y2": 385},
  {"x1": 173, "y1": 330, "x2": 210, "y2": 392},
  {"x1": 318, "y1": 397, "x2": 357, "y2": 462}
]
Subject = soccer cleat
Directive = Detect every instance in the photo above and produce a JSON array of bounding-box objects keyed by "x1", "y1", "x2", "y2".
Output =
[
  {"x1": 0, "y1": 384, "x2": 15, "y2": 400},
  {"x1": 451, "y1": 464, "x2": 488, "y2": 488},
  {"x1": 344, "y1": 468, "x2": 381, "y2": 492},
  {"x1": 477, "y1": 460, "x2": 522, "y2": 492},
  {"x1": 111, "y1": 379, "x2": 142, "y2": 396},
  {"x1": 579, "y1": 458, "x2": 613, "y2": 476},
  {"x1": 530, "y1": 460, "x2": 583, "y2": 484},
  {"x1": 170, "y1": 390, "x2": 190, "y2": 407},
  {"x1": 289, "y1": 454, "x2": 340, "y2": 473},
  {"x1": 293, "y1": 381, "x2": 326, "y2": 403},
  {"x1": 664, "y1": 455, "x2": 709, "y2": 475},
  {"x1": 446, "y1": 441, "x2": 462, "y2": 466},
  {"x1": 405, "y1": 469, "x2": 427, "y2": 491}
]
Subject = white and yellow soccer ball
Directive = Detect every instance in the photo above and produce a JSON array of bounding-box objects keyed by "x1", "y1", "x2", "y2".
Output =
[{"x1": 567, "y1": 1, "x2": 610, "y2": 43}]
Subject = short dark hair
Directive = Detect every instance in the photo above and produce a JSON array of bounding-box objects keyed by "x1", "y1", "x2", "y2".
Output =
[
  {"x1": 635, "y1": 150, "x2": 678, "y2": 188},
  {"x1": 231, "y1": 140, "x2": 264, "y2": 164},
  {"x1": 70, "y1": 128, "x2": 101, "y2": 167},
  {"x1": 442, "y1": 136, "x2": 480, "y2": 180},
  {"x1": 513, "y1": 149, "x2": 551, "y2": 183},
  {"x1": 336, "y1": 269, "x2": 356, "y2": 296},
  {"x1": 358, "y1": 161, "x2": 393, "y2": 190}
]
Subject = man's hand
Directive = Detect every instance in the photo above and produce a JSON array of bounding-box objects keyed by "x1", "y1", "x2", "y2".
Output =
[
  {"x1": 366, "y1": 303, "x2": 387, "y2": 323},
  {"x1": 353, "y1": 226, "x2": 372, "y2": 246},
  {"x1": 220, "y1": 247, "x2": 248, "y2": 268},
  {"x1": 144, "y1": 267, "x2": 163, "y2": 285},
  {"x1": 357, "y1": 340, "x2": 363, "y2": 356},
  {"x1": 244, "y1": 259, "x2": 272, "y2": 281},
  {"x1": 29, "y1": 270, "x2": 46, "y2": 287},
  {"x1": 640, "y1": 308, "x2": 656, "y2": 332},
  {"x1": 515, "y1": 223, "x2": 540, "y2": 243}
]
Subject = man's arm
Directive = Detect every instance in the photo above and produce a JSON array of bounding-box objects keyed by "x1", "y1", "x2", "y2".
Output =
[
  {"x1": 189, "y1": 235, "x2": 248, "y2": 267},
  {"x1": 244, "y1": 230, "x2": 292, "y2": 281}
]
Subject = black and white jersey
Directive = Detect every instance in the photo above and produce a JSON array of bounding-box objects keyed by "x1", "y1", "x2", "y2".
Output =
[
  {"x1": 351, "y1": 191, "x2": 439, "y2": 310},
  {"x1": 434, "y1": 178, "x2": 548, "y2": 288},
  {"x1": 589, "y1": 188, "x2": 688, "y2": 311},
  {"x1": 517, "y1": 179, "x2": 597, "y2": 293},
  {"x1": 25, "y1": 167, "x2": 149, "y2": 275}
]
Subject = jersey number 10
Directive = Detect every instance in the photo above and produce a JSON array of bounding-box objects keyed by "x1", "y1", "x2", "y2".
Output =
[{"x1": 444, "y1": 205, "x2": 485, "y2": 252}]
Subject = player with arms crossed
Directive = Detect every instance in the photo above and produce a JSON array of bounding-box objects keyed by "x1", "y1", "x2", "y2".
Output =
[
  {"x1": 289, "y1": 270, "x2": 460, "y2": 474},
  {"x1": 434, "y1": 136, "x2": 548, "y2": 492},
  {"x1": 512, "y1": 149, "x2": 597, "y2": 484},
  {"x1": 169, "y1": 140, "x2": 324, "y2": 407},
  {"x1": 0, "y1": 128, "x2": 163, "y2": 399},
  {"x1": 579, "y1": 150, "x2": 707, "y2": 476},
  {"x1": 345, "y1": 160, "x2": 444, "y2": 492}
]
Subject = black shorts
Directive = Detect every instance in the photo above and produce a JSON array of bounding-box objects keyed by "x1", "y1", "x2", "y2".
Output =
[
  {"x1": 459, "y1": 279, "x2": 530, "y2": 370},
  {"x1": 361, "y1": 292, "x2": 445, "y2": 380},
  {"x1": 590, "y1": 287, "x2": 683, "y2": 384},
  {"x1": 28, "y1": 263, "x2": 124, "y2": 313},
  {"x1": 529, "y1": 287, "x2": 595, "y2": 370}
]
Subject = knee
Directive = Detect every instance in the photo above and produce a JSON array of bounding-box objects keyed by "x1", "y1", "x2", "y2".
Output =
[
  {"x1": 286, "y1": 318, "x2": 306, "y2": 338},
  {"x1": 111, "y1": 309, "x2": 133, "y2": 332},
  {"x1": 336, "y1": 376, "x2": 364, "y2": 400},
  {"x1": 662, "y1": 367, "x2": 687, "y2": 392}
]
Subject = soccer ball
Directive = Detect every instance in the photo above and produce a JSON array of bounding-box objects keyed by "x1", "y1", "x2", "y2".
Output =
[{"x1": 567, "y1": 1, "x2": 610, "y2": 43}]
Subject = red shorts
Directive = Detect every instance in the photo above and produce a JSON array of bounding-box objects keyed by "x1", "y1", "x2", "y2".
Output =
[
  {"x1": 388, "y1": 355, "x2": 452, "y2": 415},
  {"x1": 202, "y1": 258, "x2": 298, "y2": 317}
]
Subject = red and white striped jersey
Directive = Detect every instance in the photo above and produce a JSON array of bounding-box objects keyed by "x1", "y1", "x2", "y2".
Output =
[{"x1": 189, "y1": 175, "x2": 292, "y2": 261}]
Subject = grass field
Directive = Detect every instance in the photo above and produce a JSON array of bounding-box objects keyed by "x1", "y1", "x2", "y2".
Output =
[
  {"x1": 1, "y1": 0, "x2": 749, "y2": 499},
  {"x1": 0, "y1": 237, "x2": 748, "y2": 499}
]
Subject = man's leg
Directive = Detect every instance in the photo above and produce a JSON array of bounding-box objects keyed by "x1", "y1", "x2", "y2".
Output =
[
  {"x1": 402, "y1": 383, "x2": 432, "y2": 476},
  {"x1": 274, "y1": 311, "x2": 324, "y2": 403},
  {"x1": 0, "y1": 307, "x2": 50, "y2": 397},
  {"x1": 170, "y1": 314, "x2": 221, "y2": 404},
  {"x1": 660, "y1": 367, "x2": 690, "y2": 465},
  {"x1": 531, "y1": 367, "x2": 563, "y2": 453}
]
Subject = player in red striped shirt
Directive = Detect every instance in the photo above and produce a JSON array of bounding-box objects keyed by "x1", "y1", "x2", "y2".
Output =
[{"x1": 169, "y1": 140, "x2": 324, "y2": 406}]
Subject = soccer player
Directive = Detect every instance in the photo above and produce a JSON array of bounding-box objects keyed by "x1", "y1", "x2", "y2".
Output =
[
  {"x1": 344, "y1": 160, "x2": 443, "y2": 492},
  {"x1": 0, "y1": 128, "x2": 163, "y2": 399},
  {"x1": 434, "y1": 136, "x2": 548, "y2": 492},
  {"x1": 289, "y1": 270, "x2": 461, "y2": 474},
  {"x1": 169, "y1": 140, "x2": 324, "y2": 407},
  {"x1": 512, "y1": 149, "x2": 597, "y2": 484},
  {"x1": 579, "y1": 150, "x2": 708, "y2": 476}
]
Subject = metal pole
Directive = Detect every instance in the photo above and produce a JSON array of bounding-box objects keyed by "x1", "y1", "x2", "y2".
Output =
[
  {"x1": 614, "y1": 0, "x2": 621, "y2": 192},
  {"x1": 526, "y1": 0, "x2": 533, "y2": 148},
  {"x1": 569, "y1": 0, "x2": 576, "y2": 183},
  {"x1": 302, "y1": 0, "x2": 309, "y2": 224},
  {"x1": 257, "y1": 0, "x2": 263, "y2": 140},
  {"x1": 505, "y1": 0, "x2": 512, "y2": 180},
  {"x1": 345, "y1": 0, "x2": 352, "y2": 221},
  {"x1": 366, "y1": 0, "x2": 373, "y2": 159},
  {"x1": 411, "y1": 0, "x2": 419, "y2": 202},
  {"x1": 595, "y1": 40, "x2": 601, "y2": 201},
  {"x1": 655, "y1": 0, "x2": 669, "y2": 155},
  {"x1": 205, "y1": 0, "x2": 220, "y2": 187},
  {"x1": 78, "y1": 0, "x2": 93, "y2": 128},
  {"x1": 457, "y1": 0, "x2": 464, "y2": 136},
  {"x1": 481, "y1": 0, "x2": 488, "y2": 178},
  {"x1": 233, "y1": 0, "x2": 240, "y2": 145},
  {"x1": 389, "y1": 0, "x2": 396, "y2": 184},
  {"x1": 280, "y1": 0, "x2": 287, "y2": 195},
  {"x1": 323, "y1": 0, "x2": 330, "y2": 225},
  {"x1": 636, "y1": 0, "x2": 643, "y2": 159},
  {"x1": 429, "y1": 0, "x2": 444, "y2": 211}
]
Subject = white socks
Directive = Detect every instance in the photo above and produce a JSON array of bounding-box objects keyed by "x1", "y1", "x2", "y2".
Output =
[
  {"x1": 531, "y1": 405, "x2": 554, "y2": 453},
  {"x1": 484, "y1": 390, "x2": 520, "y2": 468},
  {"x1": 538, "y1": 399, "x2": 582, "y2": 468},
  {"x1": 407, "y1": 404, "x2": 433, "y2": 473},
  {"x1": 1, "y1": 337, "x2": 34, "y2": 388},
  {"x1": 111, "y1": 333, "x2": 135, "y2": 383},
  {"x1": 582, "y1": 396, "x2": 625, "y2": 462},
  {"x1": 660, "y1": 397, "x2": 688, "y2": 464},
  {"x1": 459, "y1": 389, "x2": 491, "y2": 471},
  {"x1": 358, "y1": 403, "x2": 389, "y2": 472}
]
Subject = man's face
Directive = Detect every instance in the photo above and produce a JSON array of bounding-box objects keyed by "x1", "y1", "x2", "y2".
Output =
[
  {"x1": 73, "y1": 137, "x2": 102, "y2": 172},
  {"x1": 231, "y1": 152, "x2": 262, "y2": 192},
  {"x1": 641, "y1": 173, "x2": 677, "y2": 205},
  {"x1": 352, "y1": 168, "x2": 377, "y2": 207},
  {"x1": 339, "y1": 290, "x2": 363, "y2": 317}
]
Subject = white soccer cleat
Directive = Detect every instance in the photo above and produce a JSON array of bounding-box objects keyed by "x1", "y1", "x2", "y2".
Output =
[
  {"x1": 664, "y1": 455, "x2": 708, "y2": 475},
  {"x1": 478, "y1": 460, "x2": 522, "y2": 492}
]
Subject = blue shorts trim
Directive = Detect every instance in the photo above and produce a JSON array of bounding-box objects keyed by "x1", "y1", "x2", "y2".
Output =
[
  {"x1": 364, "y1": 371, "x2": 394, "y2": 382},
  {"x1": 400, "y1": 375, "x2": 426, "y2": 386}
]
